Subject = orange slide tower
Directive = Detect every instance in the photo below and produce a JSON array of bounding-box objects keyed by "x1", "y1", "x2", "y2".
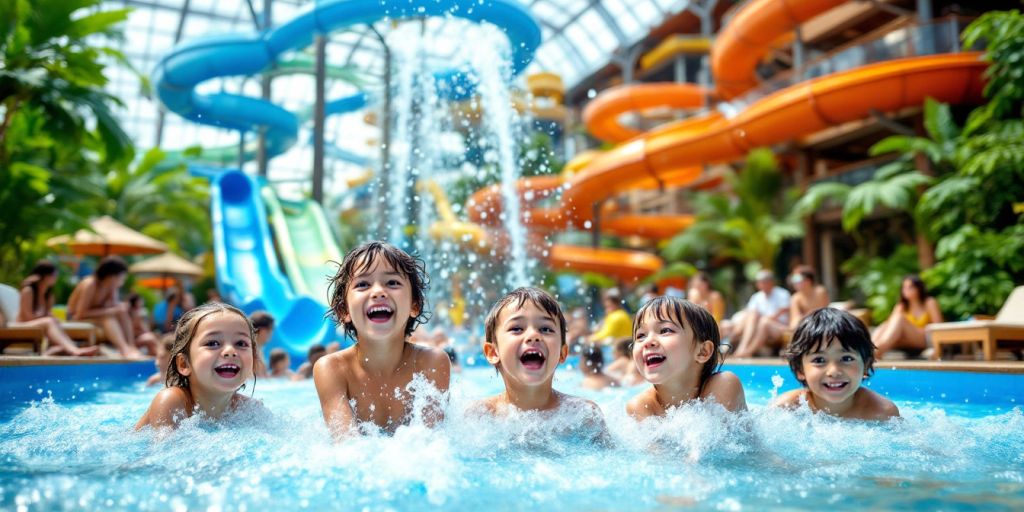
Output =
[{"x1": 468, "y1": 0, "x2": 987, "y2": 284}]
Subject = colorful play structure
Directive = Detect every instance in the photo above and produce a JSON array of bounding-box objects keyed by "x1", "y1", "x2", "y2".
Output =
[
  {"x1": 153, "y1": 0, "x2": 987, "y2": 358},
  {"x1": 467, "y1": 0, "x2": 984, "y2": 285}
]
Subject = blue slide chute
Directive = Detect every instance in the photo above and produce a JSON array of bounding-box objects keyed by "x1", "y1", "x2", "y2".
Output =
[{"x1": 211, "y1": 170, "x2": 335, "y2": 358}]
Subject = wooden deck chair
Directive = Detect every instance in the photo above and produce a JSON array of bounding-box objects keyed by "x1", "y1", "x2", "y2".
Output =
[
  {"x1": 0, "y1": 284, "x2": 45, "y2": 354},
  {"x1": 927, "y1": 286, "x2": 1024, "y2": 361},
  {"x1": 0, "y1": 283, "x2": 98, "y2": 352}
]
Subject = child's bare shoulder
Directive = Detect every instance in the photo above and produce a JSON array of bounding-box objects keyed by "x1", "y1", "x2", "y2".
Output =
[
  {"x1": 407, "y1": 342, "x2": 449, "y2": 369},
  {"x1": 312, "y1": 348, "x2": 357, "y2": 383},
  {"x1": 625, "y1": 387, "x2": 659, "y2": 419},
  {"x1": 854, "y1": 388, "x2": 900, "y2": 420},
  {"x1": 772, "y1": 388, "x2": 806, "y2": 408},
  {"x1": 703, "y1": 371, "x2": 747, "y2": 411},
  {"x1": 136, "y1": 387, "x2": 192, "y2": 430}
]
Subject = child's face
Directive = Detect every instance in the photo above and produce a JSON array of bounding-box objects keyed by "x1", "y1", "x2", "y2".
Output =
[
  {"x1": 178, "y1": 311, "x2": 254, "y2": 393},
  {"x1": 343, "y1": 257, "x2": 418, "y2": 342},
  {"x1": 272, "y1": 356, "x2": 290, "y2": 373},
  {"x1": 797, "y1": 337, "x2": 865, "y2": 407},
  {"x1": 484, "y1": 301, "x2": 567, "y2": 386},
  {"x1": 632, "y1": 310, "x2": 711, "y2": 386},
  {"x1": 256, "y1": 327, "x2": 273, "y2": 345}
]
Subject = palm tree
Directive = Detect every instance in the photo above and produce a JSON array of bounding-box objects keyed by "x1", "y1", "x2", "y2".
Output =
[
  {"x1": 0, "y1": 0, "x2": 137, "y2": 281},
  {"x1": 664, "y1": 148, "x2": 804, "y2": 275}
]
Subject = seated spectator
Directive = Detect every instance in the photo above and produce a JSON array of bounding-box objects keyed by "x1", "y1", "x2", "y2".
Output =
[
  {"x1": 68, "y1": 256, "x2": 145, "y2": 358},
  {"x1": 589, "y1": 288, "x2": 632, "y2": 346},
  {"x1": 872, "y1": 275, "x2": 943, "y2": 358},
  {"x1": 126, "y1": 293, "x2": 159, "y2": 354},
  {"x1": 730, "y1": 270, "x2": 791, "y2": 358},
  {"x1": 688, "y1": 271, "x2": 726, "y2": 323},
  {"x1": 14, "y1": 261, "x2": 100, "y2": 357},
  {"x1": 788, "y1": 265, "x2": 830, "y2": 329}
]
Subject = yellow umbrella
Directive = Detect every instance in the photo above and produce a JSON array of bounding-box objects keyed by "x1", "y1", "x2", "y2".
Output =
[{"x1": 46, "y1": 216, "x2": 168, "y2": 256}]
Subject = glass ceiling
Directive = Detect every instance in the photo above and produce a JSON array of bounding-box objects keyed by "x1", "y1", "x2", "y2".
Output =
[{"x1": 101, "y1": 0, "x2": 693, "y2": 193}]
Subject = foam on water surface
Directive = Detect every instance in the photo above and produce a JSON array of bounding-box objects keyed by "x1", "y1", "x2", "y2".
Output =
[{"x1": 2, "y1": 365, "x2": 1023, "y2": 510}]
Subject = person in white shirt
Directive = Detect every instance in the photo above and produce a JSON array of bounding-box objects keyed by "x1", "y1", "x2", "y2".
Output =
[{"x1": 730, "y1": 270, "x2": 791, "y2": 358}]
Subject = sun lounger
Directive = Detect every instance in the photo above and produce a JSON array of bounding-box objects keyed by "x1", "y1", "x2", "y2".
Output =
[
  {"x1": 0, "y1": 283, "x2": 97, "y2": 353},
  {"x1": 927, "y1": 286, "x2": 1024, "y2": 361}
]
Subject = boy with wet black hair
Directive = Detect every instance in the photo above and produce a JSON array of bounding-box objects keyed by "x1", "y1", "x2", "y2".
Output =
[
  {"x1": 580, "y1": 344, "x2": 617, "y2": 390},
  {"x1": 774, "y1": 307, "x2": 899, "y2": 420},
  {"x1": 473, "y1": 287, "x2": 608, "y2": 442},
  {"x1": 314, "y1": 241, "x2": 450, "y2": 439}
]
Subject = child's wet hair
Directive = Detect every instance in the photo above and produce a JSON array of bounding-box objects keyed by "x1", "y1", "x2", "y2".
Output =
[
  {"x1": 783, "y1": 307, "x2": 876, "y2": 386},
  {"x1": 484, "y1": 287, "x2": 567, "y2": 346},
  {"x1": 165, "y1": 302, "x2": 256, "y2": 390},
  {"x1": 328, "y1": 240, "x2": 429, "y2": 340},
  {"x1": 581, "y1": 343, "x2": 604, "y2": 372},
  {"x1": 632, "y1": 296, "x2": 722, "y2": 390}
]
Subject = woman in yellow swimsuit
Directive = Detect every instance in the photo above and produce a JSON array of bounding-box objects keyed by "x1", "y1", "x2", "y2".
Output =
[{"x1": 872, "y1": 275, "x2": 943, "y2": 358}]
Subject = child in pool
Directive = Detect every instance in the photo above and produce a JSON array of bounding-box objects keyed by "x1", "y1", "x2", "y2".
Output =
[
  {"x1": 135, "y1": 302, "x2": 259, "y2": 429},
  {"x1": 145, "y1": 334, "x2": 175, "y2": 387},
  {"x1": 579, "y1": 343, "x2": 618, "y2": 391},
  {"x1": 473, "y1": 287, "x2": 608, "y2": 438},
  {"x1": 627, "y1": 297, "x2": 747, "y2": 419},
  {"x1": 774, "y1": 307, "x2": 900, "y2": 420},
  {"x1": 268, "y1": 348, "x2": 294, "y2": 379},
  {"x1": 314, "y1": 241, "x2": 450, "y2": 438}
]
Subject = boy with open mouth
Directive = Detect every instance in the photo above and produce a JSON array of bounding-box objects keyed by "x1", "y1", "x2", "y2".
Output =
[
  {"x1": 472, "y1": 287, "x2": 608, "y2": 440},
  {"x1": 314, "y1": 241, "x2": 451, "y2": 439}
]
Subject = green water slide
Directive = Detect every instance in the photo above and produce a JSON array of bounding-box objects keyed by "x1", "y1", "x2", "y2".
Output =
[{"x1": 262, "y1": 184, "x2": 344, "y2": 306}]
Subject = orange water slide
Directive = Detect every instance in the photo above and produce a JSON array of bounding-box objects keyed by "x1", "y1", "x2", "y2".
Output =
[
  {"x1": 582, "y1": 82, "x2": 708, "y2": 143},
  {"x1": 560, "y1": 53, "x2": 986, "y2": 227},
  {"x1": 712, "y1": 0, "x2": 847, "y2": 99}
]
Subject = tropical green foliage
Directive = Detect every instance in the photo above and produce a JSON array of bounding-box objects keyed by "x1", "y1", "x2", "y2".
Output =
[
  {"x1": 796, "y1": 10, "x2": 1024, "y2": 318},
  {"x1": 664, "y1": 148, "x2": 804, "y2": 276},
  {"x1": 840, "y1": 245, "x2": 920, "y2": 323},
  {"x1": 0, "y1": 0, "x2": 211, "y2": 286}
]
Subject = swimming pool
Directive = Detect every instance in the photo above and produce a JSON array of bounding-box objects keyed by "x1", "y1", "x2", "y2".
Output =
[{"x1": 1, "y1": 359, "x2": 1022, "y2": 510}]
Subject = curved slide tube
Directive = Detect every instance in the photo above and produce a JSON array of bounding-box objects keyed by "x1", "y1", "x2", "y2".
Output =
[
  {"x1": 561, "y1": 53, "x2": 985, "y2": 227},
  {"x1": 211, "y1": 170, "x2": 335, "y2": 360},
  {"x1": 582, "y1": 82, "x2": 708, "y2": 143},
  {"x1": 153, "y1": 0, "x2": 540, "y2": 161},
  {"x1": 262, "y1": 185, "x2": 344, "y2": 307}
]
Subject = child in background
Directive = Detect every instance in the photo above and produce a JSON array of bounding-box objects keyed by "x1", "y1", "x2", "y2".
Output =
[
  {"x1": 145, "y1": 334, "x2": 176, "y2": 386},
  {"x1": 628, "y1": 297, "x2": 747, "y2": 419},
  {"x1": 774, "y1": 308, "x2": 899, "y2": 420},
  {"x1": 606, "y1": 338, "x2": 643, "y2": 386},
  {"x1": 135, "y1": 302, "x2": 259, "y2": 430},
  {"x1": 314, "y1": 241, "x2": 450, "y2": 438},
  {"x1": 127, "y1": 293, "x2": 159, "y2": 355},
  {"x1": 294, "y1": 344, "x2": 326, "y2": 380},
  {"x1": 473, "y1": 287, "x2": 608, "y2": 439},
  {"x1": 249, "y1": 310, "x2": 274, "y2": 378},
  {"x1": 579, "y1": 343, "x2": 618, "y2": 391},
  {"x1": 268, "y1": 348, "x2": 294, "y2": 379}
]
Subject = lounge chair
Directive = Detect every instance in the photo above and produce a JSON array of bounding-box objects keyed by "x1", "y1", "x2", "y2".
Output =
[
  {"x1": 0, "y1": 285, "x2": 45, "y2": 354},
  {"x1": 0, "y1": 284, "x2": 97, "y2": 353},
  {"x1": 927, "y1": 286, "x2": 1024, "y2": 361}
]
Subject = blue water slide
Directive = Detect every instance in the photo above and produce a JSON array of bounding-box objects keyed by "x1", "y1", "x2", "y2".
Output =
[
  {"x1": 211, "y1": 170, "x2": 336, "y2": 359},
  {"x1": 153, "y1": 0, "x2": 540, "y2": 160}
]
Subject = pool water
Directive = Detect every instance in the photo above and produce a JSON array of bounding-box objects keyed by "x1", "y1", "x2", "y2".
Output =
[{"x1": 1, "y1": 360, "x2": 1022, "y2": 510}]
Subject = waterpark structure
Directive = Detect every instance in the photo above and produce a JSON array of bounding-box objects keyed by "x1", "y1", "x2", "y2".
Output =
[{"x1": 148, "y1": 0, "x2": 990, "y2": 360}]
